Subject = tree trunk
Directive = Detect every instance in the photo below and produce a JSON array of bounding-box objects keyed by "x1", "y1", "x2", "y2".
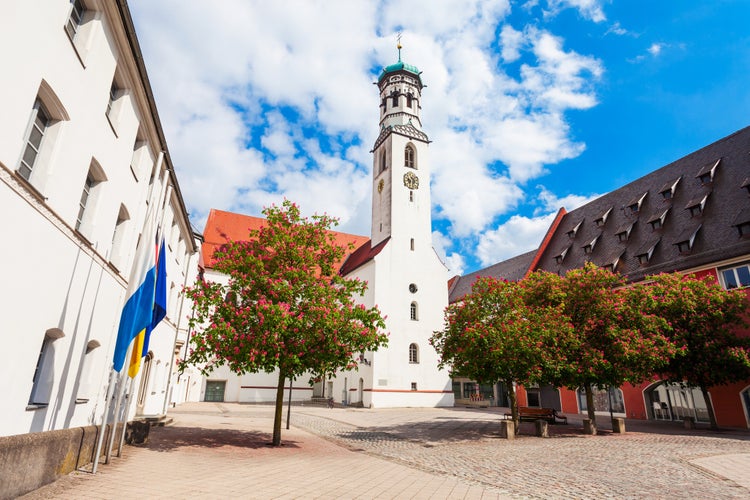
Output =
[
  {"x1": 506, "y1": 380, "x2": 519, "y2": 434},
  {"x1": 585, "y1": 384, "x2": 597, "y2": 435},
  {"x1": 272, "y1": 371, "x2": 286, "y2": 446},
  {"x1": 701, "y1": 385, "x2": 718, "y2": 430}
]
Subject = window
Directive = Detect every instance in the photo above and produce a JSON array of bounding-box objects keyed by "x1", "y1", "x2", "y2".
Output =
[
  {"x1": 742, "y1": 177, "x2": 750, "y2": 195},
  {"x1": 410, "y1": 302, "x2": 418, "y2": 321},
  {"x1": 411, "y1": 382, "x2": 418, "y2": 391},
  {"x1": 566, "y1": 221, "x2": 582, "y2": 239},
  {"x1": 737, "y1": 221, "x2": 750, "y2": 238},
  {"x1": 380, "y1": 149, "x2": 387, "y2": 173},
  {"x1": 65, "y1": 0, "x2": 86, "y2": 40},
  {"x1": 409, "y1": 343, "x2": 419, "y2": 364},
  {"x1": 410, "y1": 238, "x2": 414, "y2": 251},
  {"x1": 616, "y1": 222, "x2": 634, "y2": 242},
  {"x1": 731, "y1": 208, "x2": 750, "y2": 238},
  {"x1": 685, "y1": 194, "x2": 708, "y2": 217},
  {"x1": 406, "y1": 94, "x2": 413, "y2": 108},
  {"x1": 626, "y1": 192, "x2": 647, "y2": 214},
  {"x1": 75, "y1": 159, "x2": 107, "y2": 238},
  {"x1": 659, "y1": 177, "x2": 681, "y2": 200},
  {"x1": 408, "y1": 283, "x2": 418, "y2": 293},
  {"x1": 720, "y1": 262, "x2": 750, "y2": 290},
  {"x1": 409, "y1": 190, "x2": 414, "y2": 202},
  {"x1": 404, "y1": 145, "x2": 415, "y2": 169},
  {"x1": 696, "y1": 159, "x2": 719, "y2": 185},
  {"x1": 674, "y1": 225, "x2": 700, "y2": 254},
  {"x1": 594, "y1": 207, "x2": 612, "y2": 227},
  {"x1": 392, "y1": 93, "x2": 399, "y2": 107},
  {"x1": 106, "y1": 80, "x2": 121, "y2": 132},
  {"x1": 582, "y1": 235, "x2": 599, "y2": 255},
  {"x1": 648, "y1": 208, "x2": 669, "y2": 231},
  {"x1": 29, "y1": 328, "x2": 65, "y2": 406},
  {"x1": 554, "y1": 246, "x2": 569, "y2": 265},
  {"x1": 636, "y1": 239, "x2": 659, "y2": 265},
  {"x1": 18, "y1": 82, "x2": 70, "y2": 192},
  {"x1": 18, "y1": 101, "x2": 50, "y2": 181}
]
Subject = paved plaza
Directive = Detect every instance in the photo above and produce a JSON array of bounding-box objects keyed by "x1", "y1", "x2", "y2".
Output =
[{"x1": 22, "y1": 402, "x2": 750, "y2": 499}]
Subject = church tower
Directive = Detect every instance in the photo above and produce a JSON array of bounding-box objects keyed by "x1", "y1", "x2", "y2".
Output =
[
  {"x1": 371, "y1": 45, "x2": 431, "y2": 249},
  {"x1": 334, "y1": 43, "x2": 454, "y2": 408}
]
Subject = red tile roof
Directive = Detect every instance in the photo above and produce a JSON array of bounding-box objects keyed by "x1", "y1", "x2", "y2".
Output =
[
  {"x1": 339, "y1": 237, "x2": 390, "y2": 276},
  {"x1": 200, "y1": 209, "x2": 370, "y2": 272}
]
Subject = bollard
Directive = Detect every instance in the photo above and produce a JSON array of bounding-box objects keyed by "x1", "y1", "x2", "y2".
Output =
[
  {"x1": 683, "y1": 416, "x2": 695, "y2": 429},
  {"x1": 612, "y1": 417, "x2": 626, "y2": 434},
  {"x1": 535, "y1": 419, "x2": 549, "y2": 438},
  {"x1": 500, "y1": 420, "x2": 515, "y2": 439}
]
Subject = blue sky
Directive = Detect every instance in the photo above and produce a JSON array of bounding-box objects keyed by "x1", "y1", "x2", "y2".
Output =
[{"x1": 129, "y1": 0, "x2": 750, "y2": 275}]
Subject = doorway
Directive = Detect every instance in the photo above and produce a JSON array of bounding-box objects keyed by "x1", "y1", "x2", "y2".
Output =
[{"x1": 204, "y1": 380, "x2": 226, "y2": 402}]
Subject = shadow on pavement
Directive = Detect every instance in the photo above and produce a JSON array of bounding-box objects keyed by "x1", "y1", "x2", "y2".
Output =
[{"x1": 145, "y1": 425, "x2": 301, "y2": 451}]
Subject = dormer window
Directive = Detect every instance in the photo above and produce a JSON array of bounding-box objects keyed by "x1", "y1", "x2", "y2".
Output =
[
  {"x1": 674, "y1": 225, "x2": 701, "y2": 254},
  {"x1": 603, "y1": 251, "x2": 625, "y2": 273},
  {"x1": 658, "y1": 177, "x2": 681, "y2": 200},
  {"x1": 696, "y1": 159, "x2": 720, "y2": 185},
  {"x1": 732, "y1": 208, "x2": 750, "y2": 238},
  {"x1": 582, "y1": 235, "x2": 599, "y2": 255},
  {"x1": 635, "y1": 239, "x2": 659, "y2": 265},
  {"x1": 626, "y1": 192, "x2": 648, "y2": 214},
  {"x1": 615, "y1": 221, "x2": 635, "y2": 243},
  {"x1": 685, "y1": 193, "x2": 708, "y2": 218},
  {"x1": 554, "y1": 246, "x2": 570, "y2": 265},
  {"x1": 647, "y1": 208, "x2": 669, "y2": 231},
  {"x1": 741, "y1": 177, "x2": 750, "y2": 195},
  {"x1": 567, "y1": 220, "x2": 583, "y2": 239},
  {"x1": 594, "y1": 207, "x2": 612, "y2": 227}
]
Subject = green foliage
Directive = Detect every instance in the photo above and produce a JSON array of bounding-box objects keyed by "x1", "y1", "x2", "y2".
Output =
[
  {"x1": 181, "y1": 200, "x2": 387, "y2": 444},
  {"x1": 646, "y1": 273, "x2": 750, "y2": 389}
]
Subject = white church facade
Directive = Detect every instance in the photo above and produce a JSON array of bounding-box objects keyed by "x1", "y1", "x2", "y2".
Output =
[{"x1": 199, "y1": 54, "x2": 454, "y2": 408}]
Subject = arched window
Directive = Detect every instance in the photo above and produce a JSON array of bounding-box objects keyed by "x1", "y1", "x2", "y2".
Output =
[
  {"x1": 392, "y1": 93, "x2": 399, "y2": 107},
  {"x1": 29, "y1": 328, "x2": 65, "y2": 405},
  {"x1": 381, "y1": 149, "x2": 387, "y2": 173},
  {"x1": 410, "y1": 302, "x2": 418, "y2": 321},
  {"x1": 406, "y1": 94, "x2": 413, "y2": 108},
  {"x1": 404, "y1": 145, "x2": 416, "y2": 169},
  {"x1": 409, "y1": 343, "x2": 419, "y2": 364}
]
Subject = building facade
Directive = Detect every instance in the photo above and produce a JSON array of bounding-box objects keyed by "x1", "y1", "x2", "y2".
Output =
[
  {"x1": 0, "y1": 0, "x2": 200, "y2": 438},
  {"x1": 198, "y1": 54, "x2": 454, "y2": 408},
  {"x1": 449, "y1": 127, "x2": 750, "y2": 428}
]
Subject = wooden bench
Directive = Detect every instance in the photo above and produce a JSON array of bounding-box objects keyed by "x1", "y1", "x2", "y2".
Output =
[{"x1": 504, "y1": 407, "x2": 568, "y2": 424}]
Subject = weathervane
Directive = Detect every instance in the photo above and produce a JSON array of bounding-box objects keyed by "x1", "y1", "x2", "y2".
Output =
[{"x1": 397, "y1": 32, "x2": 402, "y2": 61}]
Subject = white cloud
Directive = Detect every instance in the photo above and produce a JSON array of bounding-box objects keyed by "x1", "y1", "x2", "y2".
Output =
[
  {"x1": 476, "y1": 212, "x2": 559, "y2": 266},
  {"x1": 535, "y1": 185, "x2": 601, "y2": 214},
  {"x1": 648, "y1": 43, "x2": 664, "y2": 56},
  {"x1": 546, "y1": 0, "x2": 607, "y2": 22},
  {"x1": 432, "y1": 231, "x2": 466, "y2": 276},
  {"x1": 129, "y1": 0, "x2": 605, "y2": 267}
]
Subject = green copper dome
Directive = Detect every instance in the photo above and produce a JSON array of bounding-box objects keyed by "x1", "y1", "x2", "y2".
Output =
[{"x1": 378, "y1": 60, "x2": 422, "y2": 84}]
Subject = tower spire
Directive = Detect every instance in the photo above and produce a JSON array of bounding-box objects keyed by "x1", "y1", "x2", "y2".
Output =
[{"x1": 397, "y1": 32, "x2": 402, "y2": 62}]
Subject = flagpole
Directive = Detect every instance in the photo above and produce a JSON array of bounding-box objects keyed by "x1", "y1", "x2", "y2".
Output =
[
  {"x1": 117, "y1": 377, "x2": 137, "y2": 457},
  {"x1": 109, "y1": 168, "x2": 171, "y2": 461},
  {"x1": 93, "y1": 152, "x2": 166, "y2": 473},
  {"x1": 92, "y1": 367, "x2": 116, "y2": 474}
]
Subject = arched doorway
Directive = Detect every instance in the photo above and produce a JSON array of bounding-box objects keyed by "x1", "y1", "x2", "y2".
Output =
[{"x1": 644, "y1": 381, "x2": 710, "y2": 422}]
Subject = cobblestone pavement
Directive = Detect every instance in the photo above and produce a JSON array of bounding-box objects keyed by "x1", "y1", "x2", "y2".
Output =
[
  {"x1": 288, "y1": 404, "x2": 750, "y2": 499},
  {"x1": 21, "y1": 403, "x2": 750, "y2": 499}
]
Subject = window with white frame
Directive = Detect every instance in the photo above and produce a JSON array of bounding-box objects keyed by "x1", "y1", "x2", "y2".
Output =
[
  {"x1": 719, "y1": 262, "x2": 750, "y2": 290},
  {"x1": 409, "y1": 343, "x2": 419, "y2": 364},
  {"x1": 18, "y1": 101, "x2": 51, "y2": 182},
  {"x1": 19, "y1": 81, "x2": 70, "y2": 192},
  {"x1": 65, "y1": 0, "x2": 86, "y2": 40},
  {"x1": 29, "y1": 328, "x2": 65, "y2": 406}
]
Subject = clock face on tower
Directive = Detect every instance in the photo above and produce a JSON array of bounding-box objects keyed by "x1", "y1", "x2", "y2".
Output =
[{"x1": 403, "y1": 172, "x2": 419, "y2": 190}]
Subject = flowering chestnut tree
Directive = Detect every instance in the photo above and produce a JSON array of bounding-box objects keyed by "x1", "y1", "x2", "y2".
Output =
[
  {"x1": 182, "y1": 200, "x2": 387, "y2": 446},
  {"x1": 430, "y1": 277, "x2": 576, "y2": 431},
  {"x1": 647, "y1": 273, "x2": 750, "y2": 429},
  {"x1": 524, "y1": 264, "x2": 675, "y2": 434}
]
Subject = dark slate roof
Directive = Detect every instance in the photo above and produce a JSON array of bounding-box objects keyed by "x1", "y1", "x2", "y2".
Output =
[
  {"x1": 534, "y1": 126, "x2": 750, "y2": 282},
  {"x1": 448, "y1": 250, "x2": 536, "y2": 303}
]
